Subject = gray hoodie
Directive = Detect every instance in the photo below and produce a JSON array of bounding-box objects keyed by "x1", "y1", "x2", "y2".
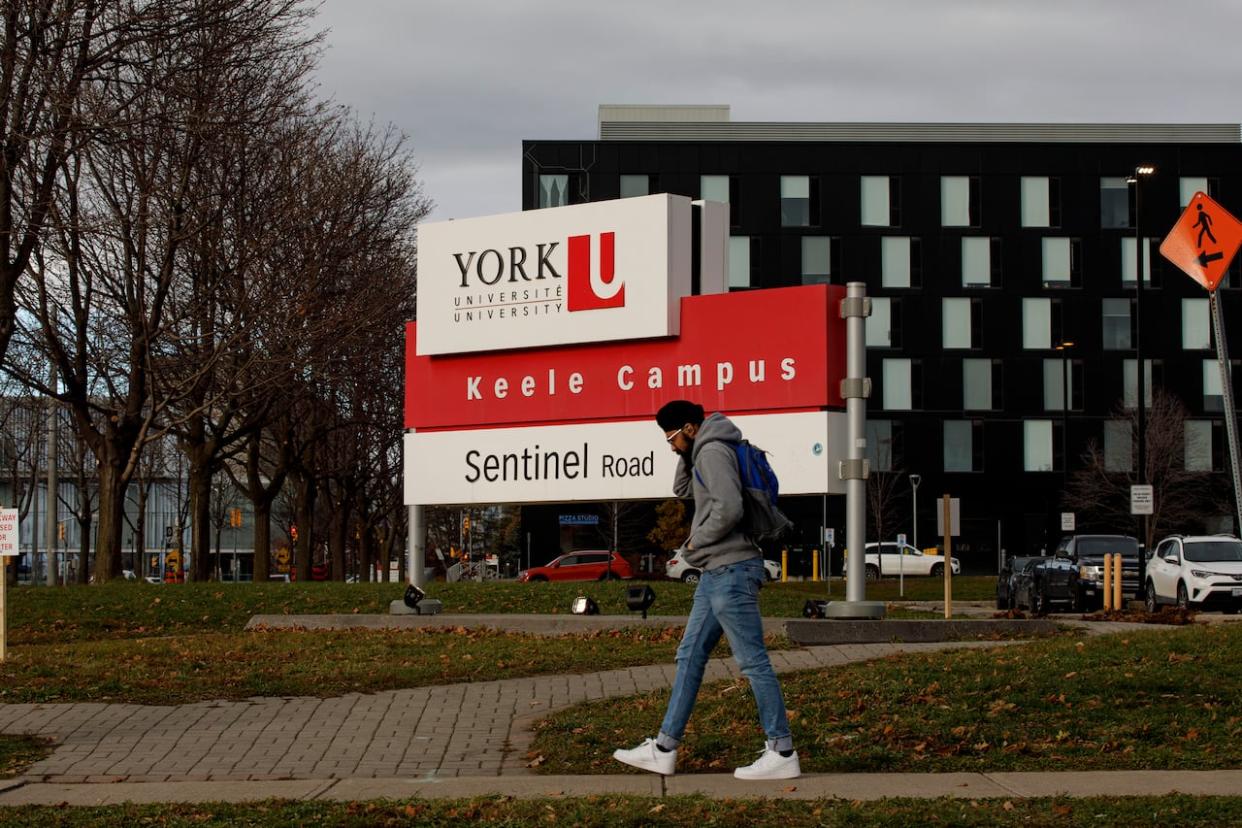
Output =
[{"x1": 673, "y1": 412, "x2": 760, "y2": 571}]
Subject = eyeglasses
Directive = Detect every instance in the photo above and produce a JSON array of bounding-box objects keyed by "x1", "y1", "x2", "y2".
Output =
[{"x1": 665, "y1": 425, "x2": 686, "y2": 444}]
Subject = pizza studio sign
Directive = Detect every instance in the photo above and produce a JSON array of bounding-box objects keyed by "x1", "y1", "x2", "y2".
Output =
[{"x1": 407, "y1": 196, "x2": 848, "y2": 506}]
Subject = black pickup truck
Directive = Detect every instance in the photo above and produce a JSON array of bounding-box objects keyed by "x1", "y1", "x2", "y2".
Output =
[{"x1": 1029, "y1": 534, "x2": 1142, "y2": 613}]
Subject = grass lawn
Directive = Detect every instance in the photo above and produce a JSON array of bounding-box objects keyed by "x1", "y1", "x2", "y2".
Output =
[
  {"x1": 0, "y1": 796, "x2": 1240, "y2": 826},
  {"x1": 0, "y1": 627, "x2": 789, "y2": 705},
  {"x1": 3, "y1": 578, "x2": 995, "y2": 645},
  {"x1": 0, "y1": 734, "x2": 50, "y2": 778},
  {"x1": 531, "y1": 623, "x2": 1242, "y2": 775}
]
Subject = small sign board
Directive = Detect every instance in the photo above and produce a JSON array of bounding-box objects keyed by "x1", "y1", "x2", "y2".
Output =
[
  {"x1": 558, "y1": 514, "x2": 600, "y2": 526},
  {"x1": 1159, "y1": 191, "x2": 1242, "y2": 292},
  {"x1": 1061, "y1": 512, "x2": 1076, "y2": 532},
  {"x1": 936, "y1": 497, "x2": 961, "y2": 537},
  {"x1": 0, "y1": 509, "x2": 17, "y2": 556},
  {"x1": 1131, "y1": 484, "x2": 1154, "y2": 516},
  {"x1": 823, "y1": 527, "x2": 835, "y2": 546},
  {"x1": 897, "y1": 533, "x2": 907, "y2": 546}
]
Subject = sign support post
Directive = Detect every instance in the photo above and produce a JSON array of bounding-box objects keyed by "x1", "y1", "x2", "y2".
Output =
[
  {"x1": 1212, "y1": 292, "x2": 1242, "y2": 533},
  {"x1": 1, "y1": 507, "x2": 19, "y2": 662},
  {"x1": 943, "y1": 495, "x2": 953, "y2": 619}
]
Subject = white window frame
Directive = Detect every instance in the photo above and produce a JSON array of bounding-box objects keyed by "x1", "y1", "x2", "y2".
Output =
[
  {"x1": 1182, "y1": 298, "x2": 1210, "y2": 350},
  {"x1": 942, "y1": 298, "x2": 972, "y2": 349},
  {"x1": 1023, "y1": 298, "x2": 1051, "y2": 349},
  {"x1": 867, "y1": 297, "x2": 892, "y2": 348},
  {"x1": 861, "y1": 176, "x2": 891, "y2": 227},
  {"x1": 961, "y1": 238, "x2": 991, "y2": 286},
  {"x1": 728, "y1": 236, "x2": 750, "y2": 288},
  {"x1": 1042, "y1": 237, "x2": 1072, "y2": 284},
  {"x1": 882, "y1": 237, "x2": 911, "y2": 288},
  {"x1": 941, "y1": 176, "x2": 971, "y2": 227},
  {"x1": 883, "y1": 359, "x2": 912, "y2": 410},
  {"x1": 1021, "y1": 177, "x2": 1050, "y2": 227},
  {"x1": 1024, "y1": 420, "x2": 1054, "y2": 472}
]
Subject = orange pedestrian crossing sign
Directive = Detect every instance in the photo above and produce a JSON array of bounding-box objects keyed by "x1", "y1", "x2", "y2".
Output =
[{"x1": 1159, "y1": 191, "x2": 1242, "y2": 292}]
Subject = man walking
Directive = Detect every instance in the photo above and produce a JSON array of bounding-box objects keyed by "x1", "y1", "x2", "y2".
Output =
[{"x1": 613, "y1": 400, "x2": 799, "y2": 780}]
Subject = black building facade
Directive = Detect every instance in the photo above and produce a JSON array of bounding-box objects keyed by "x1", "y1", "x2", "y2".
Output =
[{"x1": 520, "y1": 111, "x2": 1242, "y2": 572}]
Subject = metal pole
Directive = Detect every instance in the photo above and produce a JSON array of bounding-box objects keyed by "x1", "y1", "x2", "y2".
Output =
[
  {"x1": 1212, "y1": 292, "x2": 1242, "y2": 534},
  {"x1": 1134, "y1": 177, "x2": 1147, "y2": 552},
  {"x1": 45, "y1": 364, "x2": 58, "y2": 587},
  {"x1": 1062, "y1": 349, "x2": 1070, "y2": 484},
  {"x1": 408, "y1": 504, "x2": 426, "y2": 588},
  {"x1": 845, "y1": 283, "x2": 867, "y2": 602}
]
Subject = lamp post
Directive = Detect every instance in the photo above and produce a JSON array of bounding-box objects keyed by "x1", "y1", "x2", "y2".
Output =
[
  {"x1": 1129, "y1": 163, "x2": 1156, "y2": 558},
  {"x1": 909, "y1": 474, "x2": 921, "y2": 550},
  {"x1": 1055, "y1": 340, "x2": 1075, "y2": 486}
]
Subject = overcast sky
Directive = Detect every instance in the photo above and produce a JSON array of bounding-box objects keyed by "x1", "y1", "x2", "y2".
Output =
[{"x1": 311, "y1": 0, "x2": 1242, "y2": 222}]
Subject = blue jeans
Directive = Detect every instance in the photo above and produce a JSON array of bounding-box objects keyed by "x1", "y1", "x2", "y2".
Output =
[{"x1": 658, "y1": 558, "x2": 793, "y2": 752}]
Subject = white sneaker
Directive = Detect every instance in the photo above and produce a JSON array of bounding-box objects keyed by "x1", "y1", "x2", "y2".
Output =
[
  {"x1": 733, "y1": 747, "x2": 801, "y2": 780},
  {"x1": 612, "y1": 738, "x2": 676, "y2": 775}
]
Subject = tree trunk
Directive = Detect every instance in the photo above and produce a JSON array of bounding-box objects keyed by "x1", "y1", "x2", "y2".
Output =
[
  {"x1": 188, "y1": 456, "x2": 213, "y2": 582},
  {"x1": 293, "y1": 473, "x2": 315, "y2": 582},
  {"x1": 253, "y1": 499, "x2": 272, "y2": 582},
  {"x1": 329, "y1": 490, "x2": 349, "y2": 581},
  {"x1": 76, "y1": 513, "x2": 91, "y2": 585},
  {"x1": 93, "y1": 458, "x2": 127, "y2": 582},
  {"x1": 134, "y1": 482, "x2": 149, "y2": 580}
]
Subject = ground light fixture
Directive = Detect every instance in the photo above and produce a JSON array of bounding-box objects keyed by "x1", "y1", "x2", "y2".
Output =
[
  {"x1": 571, "y1": 595, "x2": 600, "y2": 615},
  {"x1": 403, "y1": 584, "x2": 425, "y2": 611},
  {"x1": 626, "y1": 585, "x2": 657, "y2": 619}
]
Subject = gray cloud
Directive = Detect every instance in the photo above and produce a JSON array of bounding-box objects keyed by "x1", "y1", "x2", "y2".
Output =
[{"x1": 311, "y1": 0, "x2": 1242, "y2": 220}]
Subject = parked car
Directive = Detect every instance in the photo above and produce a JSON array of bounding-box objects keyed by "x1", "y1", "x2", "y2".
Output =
[
  {"x1": 666, "y1": 554, "x2": 781, "y2": 584},
  {"x1": 518, "y1": 550, "x2": 633, "y2": 582},
  {"x1": 1030, "y1": 534, "x2": 1142, "y2": 612},
  {"x1": 860, "y1": 542, "x2": 960, "y2": 580},
  {"x1": 996, "y1": 555, "x2": 1040, "y2": 609},
  {"x1": 1145, "y1": 534, "x2": 1242, "y2": 613}
]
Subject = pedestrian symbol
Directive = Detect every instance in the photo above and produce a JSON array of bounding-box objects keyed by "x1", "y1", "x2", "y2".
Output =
[{"x1": 1160, "y1": 192, "x2": 1242, "y2": 292}]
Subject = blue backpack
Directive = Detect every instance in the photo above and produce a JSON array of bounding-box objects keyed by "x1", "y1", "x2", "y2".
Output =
[{"x1": 694, "y1": 440, "x2": 794, "y2": 542}]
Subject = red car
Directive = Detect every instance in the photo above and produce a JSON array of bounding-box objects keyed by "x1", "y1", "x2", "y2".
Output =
[{"x1": 518, "y1": 550, "x2": 633, "y2": 582}]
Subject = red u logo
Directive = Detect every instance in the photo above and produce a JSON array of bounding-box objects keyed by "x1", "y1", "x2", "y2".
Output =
[{"x1": 567, "y1": 232, "x2": 625, "y2": 311}]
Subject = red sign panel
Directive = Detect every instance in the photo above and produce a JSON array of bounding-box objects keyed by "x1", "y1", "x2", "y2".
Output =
[
  {"x1": 1159, "y1": 191, "x2": 1242, "y2": 292},
  {"x1": 405, "y1": 284, "x2": 846, "y2": 431}
]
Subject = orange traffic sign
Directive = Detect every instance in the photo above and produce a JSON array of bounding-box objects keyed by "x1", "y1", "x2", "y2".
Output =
[{"x1": 1159, "y1": 191, "x2": 1242, "y2": 292}]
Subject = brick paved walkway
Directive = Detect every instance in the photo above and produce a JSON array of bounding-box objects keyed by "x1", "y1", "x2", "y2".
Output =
[{"x1": 0, "y1": 639, "x2": 1029, "y2": 783}]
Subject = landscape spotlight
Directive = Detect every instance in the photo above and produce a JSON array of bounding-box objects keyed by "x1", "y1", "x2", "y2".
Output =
[
  {"x1": 571, "y1": 596, "x2": 600, "y2": 616},
  {"x1": 803, "y1": 599, "x2": 828, "y2": 619},
  {"x1": 626, "y1": 585, "x2": 657, "y2": 619},
  {"x1": 403, "y1": 584, "x2": 426, "y2": 611}
]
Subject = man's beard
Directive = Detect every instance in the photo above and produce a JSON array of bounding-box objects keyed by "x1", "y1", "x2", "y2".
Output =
[{"x1": 679, "y1": 439, "x2": 695, "y2": 461}]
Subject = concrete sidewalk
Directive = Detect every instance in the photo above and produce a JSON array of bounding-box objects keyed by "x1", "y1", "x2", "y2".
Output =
[{"x1": 4, "y1": 769, "x2": 1242, "y2": 805}]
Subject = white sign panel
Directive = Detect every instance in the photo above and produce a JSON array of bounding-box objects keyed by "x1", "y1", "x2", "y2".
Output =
[
  {"x1": 1061, "y1": 512, "x2": 1076, "y2": 531},
  {"x1": 0, "y1": 509, "x2": 17, "y2": 556},
  {"x1": 1131, "y1": 484, "x2": 1154, "y2": 515},
  {"x1": 935, "y1": 497, "x2": 961, "y2": 537},
  {"x1": 416, "y1": 194, "x2": 692, "y2": 355},
  {"x1": 405, "y1": 412, "x2": 847, "y2": 505}
]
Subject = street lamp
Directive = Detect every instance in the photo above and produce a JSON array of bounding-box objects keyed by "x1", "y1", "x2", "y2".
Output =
[
  {"x1": 909, "y1": 473, "x2": 922, "y2": 550},
  {"x1": 1055, "y1": 340, "x2": 1075, "y2": 486},
  {"x1": 1128, "y1": 163, "x2": 1157, "y2": 558}
]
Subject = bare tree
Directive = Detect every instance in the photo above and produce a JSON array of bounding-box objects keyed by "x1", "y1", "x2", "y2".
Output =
[
  {"x1": 867, "y1": 469, "x2": 908, "y2": 547},
  {"x1": 1066, "y1": 388, "x2": 1223, "y2": 549}
]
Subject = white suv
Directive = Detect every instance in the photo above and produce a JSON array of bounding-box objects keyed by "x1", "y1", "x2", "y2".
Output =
[
  {"x1": 1145, "y1": 535, "x2": 1242, "y2": 613},
  {"x1": 859, "y1": 543, "x2": 960, "y2": 580},
  {"x1": 666, "y1": 555, "x2": 780, "y2": 584}
]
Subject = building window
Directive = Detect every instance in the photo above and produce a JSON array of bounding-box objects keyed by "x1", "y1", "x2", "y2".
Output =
[
  {"x1": 801, "y1": 236, "x2": 833, "y2": 284},
  {"x1": 1183, "y1": 298, "x2": 1210, "y2": 350},
  {"x1": 1105, "y1": 420, "x2": 1133, "y2": 472},
  {"x1": 883, "y1": 358, "x2": 912, "y2": 410},
  {"x1": 781, "y1": 175, "x2": 818, "y2": 227},
  {"x1": 861, "y1": 176, "x2": 900, "y2": 227},
  {"x1": 539, "y1": 174, "x2": 568, "y2": 208},
  {"x1": 1185, "y1": 420, "x2": 1214, "y2": 471},
  {"x1": 1043, "y1": 360, "x2": 1081, "y2": 411},
  {"x1": 1101, "y1": 176, "x2": 1134, "y2": 228},
  {"x1": 1024, "y1": 420, "x2": 1054, "y2": 471},
  {"x1": 1021, "y1": 176, "x2": 1061, "y2": 227},
  {"x1": 941, "y1": 176, "x2": 979, "y2": 227},
  {"x1": 882, "y1": 237, "x2": 917, "y2": 288},
  {"x1": 1102, "y1": 298, "x2": 1133, "y2": 350},
  {"x1": 1121, "y1": 238, "x2": 1155, "y2": 285},
  {"x1": 619, "y1": 174, "x2": 650, "y2": 198},
  {"x1": 1042, "y1": 237, "x2": 1081, "y2": 287},
  {"x1": 942, "y1": 298, "x2": 980, "y2": 349},
  {"x1": 961, "y1": 237, "x2": 998, "y2": 286},
  {"x1": 1023, "y1": 298, "x2": 1051, "y2": 349},
  {"x1": 944, "y1": 421, "x2": 982, "y2": 472},
  {"x1": 728, "y1": 236, "x2": 752, "y2": 288},
  {"x1": 1124, "y1": 359, "x2": 1154, "y2": 410},
  {"x1": 1180, "y1": 177, "x2": 1217, "y2": 208},
  {"x1": 701, "y1": 174, "x2": 739, "y2": 226},
  {"x1": 867, "y1": 420, "x2": 901, "y2": 471},
  {"x1": 1204, "y1": 360, "x2": 1224, "y2": 411},
  {"x1": 963, "y1": 359, "x2": 998, "y2": 410},
  {"x1": 868, "y1": 297, "x2": 892, "y2": 348}
]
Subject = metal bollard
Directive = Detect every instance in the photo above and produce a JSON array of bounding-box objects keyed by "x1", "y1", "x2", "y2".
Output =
[
  {"x1": 1113, "y1": 552, "x2": 1124, "y2": 611},
  {"x1": 781, "y1": 548, "x2": 788, "y2": 583},
  {"x1": 1106, "y1": 554, "x2": 1115, "y2": 612},
  {"x1": 812, "y1": 548, "x2": 820, "y2": 582}
]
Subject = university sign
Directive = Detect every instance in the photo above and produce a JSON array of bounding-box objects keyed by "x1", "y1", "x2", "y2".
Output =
[{"x1": 405, "y1": 197, "x2": 849, "y2": 507}]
